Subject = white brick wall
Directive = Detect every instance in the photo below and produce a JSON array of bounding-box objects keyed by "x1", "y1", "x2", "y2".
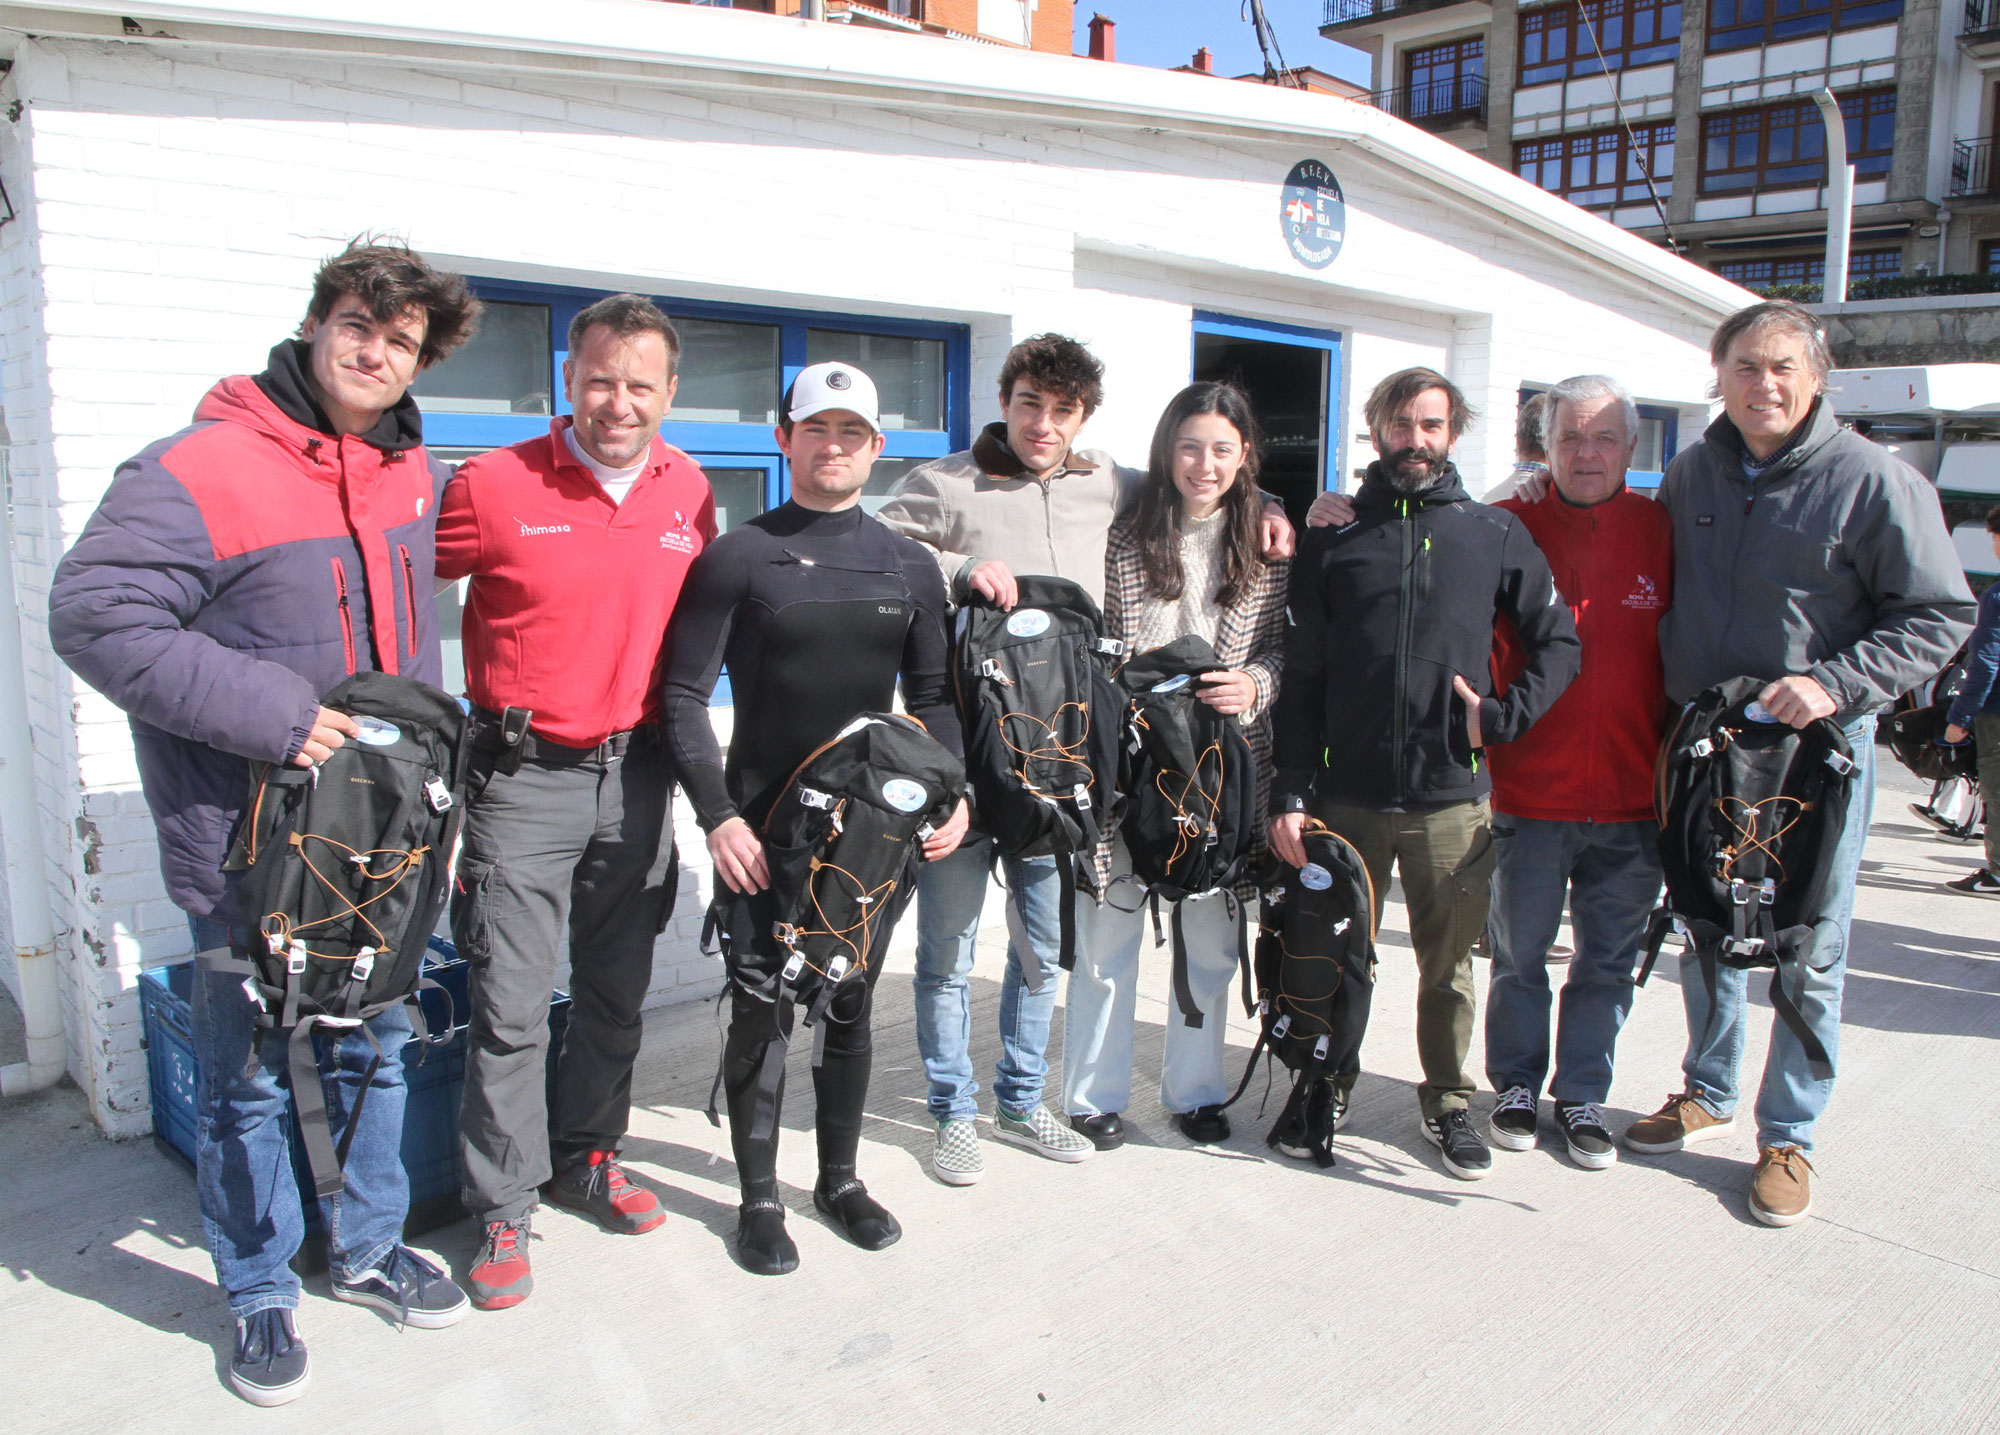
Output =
[{"x1": 1, "y1": 27, "x2": 1726, "y2": 1137}]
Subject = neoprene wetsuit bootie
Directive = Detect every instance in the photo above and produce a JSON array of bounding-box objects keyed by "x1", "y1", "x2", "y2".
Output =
[
  {"x1": 813, "y1": 1175, "x2": 902, "y2": 1251},
  {"x1": 735, "y1": 1198, "x2": 799, "y2": 1276}
]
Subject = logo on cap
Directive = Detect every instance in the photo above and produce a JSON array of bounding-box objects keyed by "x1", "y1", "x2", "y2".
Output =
[{"x1": 826, "y1": 370, "x2": 851, "y2": 390}]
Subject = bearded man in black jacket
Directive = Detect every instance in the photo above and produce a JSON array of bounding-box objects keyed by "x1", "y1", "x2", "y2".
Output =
[{"x1": 1270, "y1": 367, "x2": 1580, "y2": 1181}]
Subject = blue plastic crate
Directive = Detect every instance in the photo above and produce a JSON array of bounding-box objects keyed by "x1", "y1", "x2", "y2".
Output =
[{"x1": 140, "y1": 936, "x2": 570, "y2": 1245}]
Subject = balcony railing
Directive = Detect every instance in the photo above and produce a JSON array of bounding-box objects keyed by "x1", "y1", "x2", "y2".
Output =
[
  {"x1": 1968, "y1": 0, "x2": 1999, "y2": 37},
  {"x1": 1365, "y1": 75, "x2": 1489, "y2": 130},
  {"x1": 1950, "y1": 137, "x2": 1996, "y2": 198},
  {"x1": 1323, "y1": 0, "x2": 1483, "y2": 26}
]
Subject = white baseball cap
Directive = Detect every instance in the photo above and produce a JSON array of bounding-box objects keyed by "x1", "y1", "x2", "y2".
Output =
[{"x1": 787, "y1": 361, "x2": 882, "y2": 434}]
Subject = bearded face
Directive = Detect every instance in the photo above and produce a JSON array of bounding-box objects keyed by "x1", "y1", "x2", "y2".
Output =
[
  {"x1": 1370, "y1": 384, "x2": 1458, "y2": 495},
  {"x1": 1377, "y1": 436, "x2": 1452, "y2": 493}
]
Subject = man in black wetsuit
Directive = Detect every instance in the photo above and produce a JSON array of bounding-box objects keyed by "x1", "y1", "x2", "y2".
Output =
[{"x1": 662, "y1": 361, "x2": 969, "y2": 1275}]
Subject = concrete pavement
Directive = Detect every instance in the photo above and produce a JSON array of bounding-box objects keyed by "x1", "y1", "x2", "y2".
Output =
[{"x1": 2, "y1": 761, "x2": 1998, "y2": 1433}]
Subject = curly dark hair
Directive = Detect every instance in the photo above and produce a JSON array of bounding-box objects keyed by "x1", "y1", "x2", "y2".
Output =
[
  {"x1": 996, "y1": 333, "x2": 1104, "y2": 414},
  {"x1": 1131, "y1": 382, "x2": 1266, "y2": 610},
  {"x1": 302, "y1": 236, "x2": 480, "y2": 369}
]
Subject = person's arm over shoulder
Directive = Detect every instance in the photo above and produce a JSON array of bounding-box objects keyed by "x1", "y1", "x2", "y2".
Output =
[
  {"x1": 434, "y1": 459, "x2": 483, "y2": 583},
  {"x1": 48, "y1": 450, "x2": 319, "y2": 764},
  {"x1": 874, "y1": 463, "x2": 974, "y2": 596},
  {"x1": 1946, "y1": 584, "x2": 2000, "y2": 730},
  {"x1": 1808, "y1": 457, "x2": 1976, "y2": 712},
  {"x1": 1271, "y1": 531, "x2": 1330, "y2": 808},
  {"x1": 660, "y1": 534, "x2": 749, "y2": 832},
  {"x1": 896, "y1": 537, "x2": 964, "y2": 759},
  {"x1": 1485, "y1": 513, "x2": 1581, "y2": 743}
]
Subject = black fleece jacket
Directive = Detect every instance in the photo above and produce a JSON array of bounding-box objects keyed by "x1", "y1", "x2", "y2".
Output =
[{"x1": 1273, "y1": 461, "x2": 1580, "y2": 809}]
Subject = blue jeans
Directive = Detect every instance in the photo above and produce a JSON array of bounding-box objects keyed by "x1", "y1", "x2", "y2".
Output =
[
  {"x1": 1484, "y1": 817, "x2": 1662, "y2": 1105},
  {"x1": 1062, "y1": 841, "x2": 1241, "y2": 1117},
  {"x1": 1678, "y1": 714, "x2": 1877, "y2": 1151},
  {"x1": 911, "y1": 835, "x2": 1064, "y2": 1120},
  {"x1": 189, "y1": 915, "x2": 412, "y2": 1317}
]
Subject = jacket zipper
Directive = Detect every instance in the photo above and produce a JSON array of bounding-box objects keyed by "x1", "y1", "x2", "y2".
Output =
[
  {"x1": 399, "y1": 544, "x2": 419, "y2": 659},
  {"x1": 331, "y1": 558, "x2": 356, "y2": 674},
  {"x1": 1395, "y1": 498, "x2": 1414, "y2": 805}
]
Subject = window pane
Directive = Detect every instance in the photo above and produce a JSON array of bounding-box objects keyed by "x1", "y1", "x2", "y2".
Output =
[
  {"x1": 673, "y1": 318, "x2": 781, "y2": 425},
  {"x1": 410, "y1": 301, "x2": 552, "y2": 416},
  {"x1": 807, "y1": 330, "x2": 947, "y2": 431},
  {"x1": 858, "y1": 455, "x2": 926, "y2": 516},
  {"x1": 704, "y1": 466, "x2": 767, "y2": 534}
]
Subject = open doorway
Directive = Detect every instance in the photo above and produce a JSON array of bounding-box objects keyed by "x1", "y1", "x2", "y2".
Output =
[{"x1": 1191, "y1": 313, "x2": 1341, "y2": 527}]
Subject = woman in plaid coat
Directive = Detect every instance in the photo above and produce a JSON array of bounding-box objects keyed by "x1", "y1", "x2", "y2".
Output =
[{"x1": 1061, "y1": 381, "x2": 1290, "y2": 1151}]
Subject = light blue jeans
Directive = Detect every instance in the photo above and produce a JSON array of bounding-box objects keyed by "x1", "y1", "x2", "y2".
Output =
[
  {"x1": 1678, "y1": 714, "x2": 1877, "y2": 1151},
  {"x1": 1484, "y1": 816, "x2": 1662, "y2": 1105},
  {"x1": 189, "y1": 914, "x2": 411, "y2": 1316},
  {"x1": 1062, "y1": 840, "x2": 1242, "y2": 1117},
  {"x1": 911, "y1": 835, "x2": 1064, "y2": 1119}
]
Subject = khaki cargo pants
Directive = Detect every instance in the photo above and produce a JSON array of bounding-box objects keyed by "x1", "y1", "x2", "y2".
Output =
[{"x1": 1314, "y1": 798, "x2": 1496, "y2": 1119}]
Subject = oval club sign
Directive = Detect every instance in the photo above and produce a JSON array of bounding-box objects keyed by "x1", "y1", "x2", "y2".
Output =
[{"x1": 1280, "y1": 159, "x2": 1346, "y2": 271}]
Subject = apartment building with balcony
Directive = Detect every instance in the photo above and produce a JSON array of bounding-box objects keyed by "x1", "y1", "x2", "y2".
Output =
[{"x1": 1323, "y1": 0, "x2": 2000, "y2": 288}]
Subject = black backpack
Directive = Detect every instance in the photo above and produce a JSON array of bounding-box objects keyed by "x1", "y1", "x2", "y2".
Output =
[
  {"x1": 207, "y1": 671, "x2": 470, "y2": 1198},
  {"x1": 1118, "y1": 634, "x2": 1261, "y2": 1029},
  {"x1": 1639, "y1": 676, "x2": 1859, "y2": 1078},
  {"x1": 1222, "y1": 821, "x2": 1377, "y2": 1168},
  {"x1": 954, "y1": 575, "x2": 1124, "y2": 972},
  {"x1": 703, "y1": 713, "x2": 963, "y2": 1125},
  {"x1": 1885, "y1": 651, "x2": 1976, "y2": 784}
]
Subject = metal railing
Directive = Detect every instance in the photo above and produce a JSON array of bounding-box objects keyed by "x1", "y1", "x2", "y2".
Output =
[
  {"x1": 1365, "y1": 74, "x2": 1489, "y2": 129},
  {"x1": 1950, "y1": 136, "x2": 1996, "y2": 198},
  {"x1": 1324, "y1": 0, "x2": 1481, "y2": 25},
  {"x1": 1968, "y1": 0, "x2": 1999, "y2": 36}
]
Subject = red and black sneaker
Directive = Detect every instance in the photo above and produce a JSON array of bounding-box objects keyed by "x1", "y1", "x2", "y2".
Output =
[
  {"x1": 467, "y1": 1217, "x2": 534, "y2": 1311},
  {"x1": 545, "y1": 1150, "x2": 667, "y2": 1235}
]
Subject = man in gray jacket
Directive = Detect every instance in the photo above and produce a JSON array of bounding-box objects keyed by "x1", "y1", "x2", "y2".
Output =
[{"x1": 1622, "y1": 301, "x2": 1973, "y2": 1226}]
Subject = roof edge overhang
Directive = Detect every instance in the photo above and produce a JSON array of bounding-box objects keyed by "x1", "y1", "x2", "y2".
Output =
[{"x1": 0, "y1": 0, "x2": 1753, "y2": 318}]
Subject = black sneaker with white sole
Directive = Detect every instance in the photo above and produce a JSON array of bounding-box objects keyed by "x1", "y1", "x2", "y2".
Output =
[
  {"x1": 1554, "y1": 1100, "x2": 1618, "y2": 1170},
  {"x1": 330, "y1": 1245, "x2": 470, "y2": 1330},
  {"x1": 1488, "y1": 1085, "x2": 1539, "y2": 1151},
  {"x1": 1422, "y1": 1109, "x2": 1493, "y2": 1180},
  {"x1": 1946, "y1": 868, "x2": 2000, "y2": 896},
  {"x1": 229, "y1": 1307, "x2": 310, "y2": 1407}
]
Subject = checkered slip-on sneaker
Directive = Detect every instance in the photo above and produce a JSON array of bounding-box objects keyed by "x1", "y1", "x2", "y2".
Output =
[
  {"x1": 992, "y1": 1103, "x2": 1094, "y2": 1163},
  {"x1": 933, "y1": 1118, "x2": 985, "y2": 1186}
]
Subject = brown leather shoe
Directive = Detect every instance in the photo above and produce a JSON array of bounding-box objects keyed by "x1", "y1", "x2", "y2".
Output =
[
  {"x1": 1750, "y1": 1145, "x2": 1815, "y2": 1226},
  {"x1": 1623, "y1": 1091, "x2": 1735, "y2": 1154}
]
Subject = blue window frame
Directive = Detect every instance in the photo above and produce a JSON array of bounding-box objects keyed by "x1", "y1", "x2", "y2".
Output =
[
  {"x1": 416, "y1": 278, "x2": 970, "y2": 514},
  {"x1": 1190, "y1": 313, "x2": 1343, "y2": 523}
]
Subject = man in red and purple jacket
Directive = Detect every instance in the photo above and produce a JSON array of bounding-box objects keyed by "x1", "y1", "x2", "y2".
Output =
[
  {"x1": 50, "y1": 240, "x2": 481, "y2": 1405},
  {"x1": 436, "y1": 294, "x2": 715, "y2": 1310},
  {"x1": 1482, "y1": 373, "x2": 1673, "y2": 1171}
]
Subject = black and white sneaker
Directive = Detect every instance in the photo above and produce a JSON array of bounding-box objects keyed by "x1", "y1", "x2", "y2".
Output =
[
  {"x1": 1489, "y1": 1085, "x2": 1539, "y2": 1151},
  {"x1": 1422, "y1": 1109, "x2": 1493, "y2": 1180},
  {"x1": 331, "y1": 1245, "x2": 470, "y2": 1330},
  {"x1": 1946, "y1": 868, "x2": 2000, "y2": 897},
  {"x1": 1554, "y1": 1100, "x2": 1618, "y2": 1170},
  {"x1": 229, "y1": 1308, "x2": 310, "y2": 1407}
]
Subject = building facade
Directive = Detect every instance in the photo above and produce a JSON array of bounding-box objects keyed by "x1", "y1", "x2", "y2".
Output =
[
  {"x1": 0, "y1": 0, "x2": 1744, "y2": 1136},
  {"x1": 1323, "y1": 0, "x2": 2000, "y2": 287}
]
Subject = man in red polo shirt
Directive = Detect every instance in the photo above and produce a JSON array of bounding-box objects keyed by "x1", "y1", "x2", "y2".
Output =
[
  {"x1": 1481, "y1": 373, "x2": 1672, "y2": 1170},
  {"x1": 436, "y1": 294, "x2": 715, "y2": 1309}
]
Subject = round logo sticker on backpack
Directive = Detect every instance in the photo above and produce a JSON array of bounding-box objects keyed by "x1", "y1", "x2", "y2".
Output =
[
  {"x1": 1150, "y1": 673, "x2": 1192, "y2": 693},
  {"x1": 1298, "y1": 863, "x2": 1333, "y2": 890},
  {"x1": 881, "y1": 778, "x2": 929, "y2": 813},
  {"x1": 353, "y1": 716, "x2": 402, "y2": 747},
  {"x1": 1743, "y1": 701, "x2": 1781, "y2": 724},
  {"x1": 1005, "y1": 608, "x2": 1050, "y2": 638}
]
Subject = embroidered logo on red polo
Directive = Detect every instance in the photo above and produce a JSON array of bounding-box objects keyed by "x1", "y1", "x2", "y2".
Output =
[
  {"x1": 660, "y1": 509, "x2": 697, "y2": 554},
  {"x1": 1621, "y1": 574, "x2": 1664, "y2": 610}
]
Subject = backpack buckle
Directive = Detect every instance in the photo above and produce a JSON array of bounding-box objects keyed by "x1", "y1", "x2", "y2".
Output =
[
  {"x1": 424, "y1": 776, "x2": 453, "y2": 812},
  {"x1": 1758, "y1": 878, "x2": 1776, "y2": 907},
  {"x1": 774, "y1": 923, "x2": 801, "y2": 950},
  {"x1": 1332, "y1": 917, "x2": 1351, "y2": 936},
  {"x1": 1825, "y1": 750, "x2": 1857, "y2": 777},
  {"x1": 979, "y1": 658, "x2": 1013, "y2": 687},
  {"x1": 1690, "y1": 738, "x2": 1715, "y2": 759},
  {"x1": 1724, "y1": 936, "x2": 1766, "y2": 957},
  {"x1": 827, "y1": 956, "x2": 850, "y2": 983},
  {"x1": 1096, "y1": 638, "x2": 1125, "y2": 657},
  {"x1": 1073, "y1": 783, "x2": 1091, "y2": 811},
  {"x1": 349, "y1": 948, "x2": 375, "y2": 983},
  {"x1": 1729, "y1": 879, "x2": 1755, "y2": 907},
  {"x1": 780, "y1": 953, "x2": 806, "y2": 984},
  {"x1": 1272, "y1": 1014, "x2": 1292, "y2": 1039},
  {"x1": 1312, "y1": 1035, "x2": 1330, "y2": 1062},
  {"x1": 916, "y1": 822, "x2": 936, "y2": 842},
  {"x1": 286, "y1": 941, "x2": 308, "y2": 976},
  {"x1": 797, "y1": 787, "x2": 834, "y2": 811}
]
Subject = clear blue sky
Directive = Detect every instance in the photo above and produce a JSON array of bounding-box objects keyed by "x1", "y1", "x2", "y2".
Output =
[{"x1": 1070, "y1": 1, "x2": 1373, "y2": 87}]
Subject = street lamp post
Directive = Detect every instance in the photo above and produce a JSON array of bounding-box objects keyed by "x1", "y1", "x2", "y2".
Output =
[{"x1": 1812, "y1": 88, "x2": 1854, "y2": 304}]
